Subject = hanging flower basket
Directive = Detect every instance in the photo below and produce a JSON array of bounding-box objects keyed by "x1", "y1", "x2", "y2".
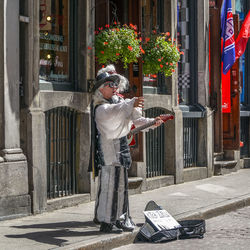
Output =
[
  {"x1": 95, "y1": 23, "x2": 141, "y2": 68},
  {"x1": 142, "y1": 32, "x2": 181, "y2": 76}
]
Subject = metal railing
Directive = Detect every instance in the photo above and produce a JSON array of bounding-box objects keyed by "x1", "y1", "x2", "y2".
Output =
[
  {"x1": 240, "y1": 116, "x2": 250, "y2": 158},
  {"x1": 45, "y1": 107, "x2": 78, "y2": 199},
  {"x1": 183, "y1": 117, "x2": 198, "y2": 168},
  {"x1": 145, "y1": 108, "x2": 166, "y2": 178}
]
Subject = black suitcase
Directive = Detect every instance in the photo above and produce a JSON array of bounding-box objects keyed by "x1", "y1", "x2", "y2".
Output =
[{"x1": 137, "y1": 201, "x2": 206, "y2": 243}]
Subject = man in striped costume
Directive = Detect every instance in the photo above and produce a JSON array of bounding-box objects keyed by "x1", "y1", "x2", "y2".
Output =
[{"x1": 90, "y1": 65, "x2": 163, "y2": 233}]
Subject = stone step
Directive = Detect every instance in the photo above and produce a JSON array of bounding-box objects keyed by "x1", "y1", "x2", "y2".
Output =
[
  {"x1": 214, "y1": 160, "x2": 238, "y2": 176},
  {"x1": 214, "y1": 152, "x2": 224, "y2": 161},
  {"x1": 128, "y1": 177, "x2": 143, "y2": 195}
]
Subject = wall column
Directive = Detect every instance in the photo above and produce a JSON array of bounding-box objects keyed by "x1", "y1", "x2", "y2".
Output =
[{"x1": 0, "y1": 0, "x2": 30, "y2": 219}]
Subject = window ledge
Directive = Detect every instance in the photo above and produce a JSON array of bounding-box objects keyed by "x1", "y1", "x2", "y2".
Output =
[{"x1": 179, "y1": 104, "x2": 207, "y2": 118}]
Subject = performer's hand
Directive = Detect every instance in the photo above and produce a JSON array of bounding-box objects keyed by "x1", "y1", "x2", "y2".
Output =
[
  {"x1": 154, "y1": 116, "x2": 164, "y2": 127},
  {"x1": 134, "y1": 96, "x2": 144, "y2": 108}
]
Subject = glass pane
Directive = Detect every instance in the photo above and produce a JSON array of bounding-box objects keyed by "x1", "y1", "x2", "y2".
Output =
[
  {"x1": 142, "y1": 0, "x2": 166, "y2": 93},
  {"x1": 142, "y1": 0, "x2": 158, "y2": 89},
  {"x1": 177, "y1": 0, "x2": 190, "y2": 104},
  {"x1": 39, "y1": 0, "x2": 70, "y2": 83}
]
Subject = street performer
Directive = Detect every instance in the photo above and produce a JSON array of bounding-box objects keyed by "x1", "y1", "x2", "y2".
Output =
[{"x1": 89, "y1": 65, "x2": 163, "y2": 233}]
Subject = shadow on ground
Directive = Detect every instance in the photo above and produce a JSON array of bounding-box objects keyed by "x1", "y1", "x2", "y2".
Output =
[{"x1": 5, "y1": 221, "x2": 101, "y2": 247}]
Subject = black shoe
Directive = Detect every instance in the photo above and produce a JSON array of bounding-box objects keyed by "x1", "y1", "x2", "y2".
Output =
[
  {"x1": 100, "y1": 222, "x2": 123, "y2": 233},
  {"x1": 116, "y1": 220, "x2": 135, "y2": 232},
  {"x1": 93, "y1": 217, "x2": 100, "y2": 224}
]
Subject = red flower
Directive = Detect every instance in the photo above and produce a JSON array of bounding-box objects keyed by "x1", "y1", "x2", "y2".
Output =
[
  {"x1": 166, "y1": 32, "x2": 170, "y2": 36},
  {"x1": 168, "y1": 38, "x2": 171, "y2": 41},
  {"x1": 160, "y1": 64, "x2": 163, "y2": 68},
  {"x1": 151, "y1": 74, "x2": 157, "y2": 78},
  {"x1": 98, "y1": 27, "x2": 103, "y2": 31},
  {"x1": 170, "y1": 63, "x2": 173, "y2": 66},
  {"x1": 145, "y1": 37, "x2": 150, "y2": 42},
  {"x1": 114, "y1": 21, "x2": 117, "y2": 25},
  {"x1": 180, "y1": 51, "x2": 184, "y2": 55},
  {"x1": 153, "y1": 30, "x2": 157, "y2": 34},
  {"x1": 128, "y1": 45, "x2": 133, "y2": 51},
  {"x1": 105, "y1": 24, "x2": 110, "y2": 28},
  {"x1": 104, "y1": 42, "x2": 108, "y2": 45},
  {"x1": 87, "y1": 46, "x2": 92, "y2": 50},
  {"x1": 102, "y1": 65, "x2": 105, "y2": 68},
  {"x1": 101, "y1": 51, "x2": 104, "y2": 54},
  {"x1": 158, "y1": 58, "x2": 162, "y2": 62},
  {"x1": 166, "y1": 62, "x2": 169, "y2": 65},
  {"x1": 171, "y1": 69, "x2": 175, "y2": 72},
  {"x1": 140, "y1": 46, "x2": 145, "y2": 54},
  {"x1": 116, "y1": 53, "x2": 120, "y2": 56},
  {"x1": 129, "y1": 23, "x2": 137, "y2": 30}
]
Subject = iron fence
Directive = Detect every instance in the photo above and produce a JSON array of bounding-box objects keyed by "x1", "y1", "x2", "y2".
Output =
[
  {"x1": 45, "y1": 107, "x2": 78, "y2": 199},
  {"x1": 145, "y1": 108, "x2": 166, "y2": 178},
  {"x1": 240, "y1": 116, "x2": 250, "y2": 158},
  {"x1": 183, "y1": 117, "x2": 198, "y2": 168}
]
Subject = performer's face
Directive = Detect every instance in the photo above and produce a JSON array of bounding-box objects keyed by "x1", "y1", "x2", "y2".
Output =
[{"x1": 100, "y1": 83, "x2": 118, "y2": 99}]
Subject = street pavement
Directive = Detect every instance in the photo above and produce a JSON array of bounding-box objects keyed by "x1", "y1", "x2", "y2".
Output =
[
  {"x1": 0, "y1": 169, "x2": 250, "y2": 250},
  {"x1": 113, "y1": 205, "x2": 250, "y2": 250}
]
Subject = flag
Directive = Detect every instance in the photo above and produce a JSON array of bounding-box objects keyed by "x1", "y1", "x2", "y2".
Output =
[
  {"x1": 221, "y1": 0, "x2": 235, "y2": 75},
  {"x1": 235, "y1": 10, "x2": 250, "y2": 60}
]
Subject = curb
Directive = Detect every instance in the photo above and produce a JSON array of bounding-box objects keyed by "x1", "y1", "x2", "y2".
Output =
[{"x1": 56, "y1": 194, "x2": 250, "y2": 250}]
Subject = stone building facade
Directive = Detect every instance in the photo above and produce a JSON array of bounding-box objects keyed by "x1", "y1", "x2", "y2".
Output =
[{"x1": 0, "y1": 0, "x2": 214, "y2": 220}]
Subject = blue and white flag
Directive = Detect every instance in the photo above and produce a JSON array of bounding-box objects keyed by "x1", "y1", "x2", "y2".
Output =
[{"x1": 221, "y1": 0, "x2": 235, "y2": 74}]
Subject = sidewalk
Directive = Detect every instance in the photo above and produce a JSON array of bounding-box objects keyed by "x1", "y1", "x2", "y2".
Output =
[{"x1": 1, "y1": 169, "x2": 250, "y2": 250}]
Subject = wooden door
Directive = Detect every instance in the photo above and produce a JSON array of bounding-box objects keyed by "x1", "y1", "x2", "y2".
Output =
[
  {"x1": 223, "y1": 15, "x2": 240, "y2": 150},
  {"x1": 209, "y1": 7, "x2": 223, "y2": 153}
]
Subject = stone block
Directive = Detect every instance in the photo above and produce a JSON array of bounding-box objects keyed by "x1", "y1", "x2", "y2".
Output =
[
  {"x1": 0, "y1": 161, "x2": 29, "y2": 197},
  {"x1": 183, "y1": 167, "x2": 208, "y2": 183},
  {"x1": 0, "y1": 194, "x2": 31, "y2": 220}
]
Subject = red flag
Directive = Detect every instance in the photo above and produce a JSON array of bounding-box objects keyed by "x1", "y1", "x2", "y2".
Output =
[{"x1": 235, "y1": 10, "x2": 250, "y2": 60}]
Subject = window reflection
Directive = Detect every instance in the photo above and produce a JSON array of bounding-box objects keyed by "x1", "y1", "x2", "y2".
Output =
[{"x1": 39, "y1": 0, "x2": 69, "y2": 83}]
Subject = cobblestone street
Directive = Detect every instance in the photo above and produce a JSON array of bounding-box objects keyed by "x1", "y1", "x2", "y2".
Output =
[{"x1": 114, "y1": 206, "x2": 250, "y2": 250}]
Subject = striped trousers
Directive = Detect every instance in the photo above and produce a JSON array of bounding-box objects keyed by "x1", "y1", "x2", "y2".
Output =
[{"x1": 94, "y1": 165, "x2": 129, "y2": 224}]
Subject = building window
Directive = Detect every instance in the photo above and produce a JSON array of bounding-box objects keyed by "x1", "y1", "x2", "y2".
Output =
[
  {"x1": 142, "y1": 0, "x2": 166, "y2": 94},
  {"x1": 39, "y1": 0, "x2": 77, "y2": 90},
  {"x1": 177, "y1": 0, "x2": 197, "y2": 105},
  {"x1": 236, "y1": 0, "x2": 249, "y2": 105}
]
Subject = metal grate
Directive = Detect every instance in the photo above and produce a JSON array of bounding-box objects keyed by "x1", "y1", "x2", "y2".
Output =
[
  {"x1": 183, "y1": 117, "x2": 198, "y2": 168},
  {"x1": 45, "y1": 107, "x2": 78, "y2": 199},
  {"x1": 240, "y1": 116, "x2": 250, "y2": 158},
  {"x1": 145, "y1": 108, "x2": 166, "y2": 178}
]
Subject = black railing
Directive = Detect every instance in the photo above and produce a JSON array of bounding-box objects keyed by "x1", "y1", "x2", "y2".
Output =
[
  {"x1": 45, "y1": 107, "x2": 78, "y2": 199},
  {"x1": 183, "y1": 117, "x2": 198, "y2": 168},
  {"x1": 240, "y1": 116, "x2": 250, "y2": 158},
  {"x1": 145, "y1": 108, "x2": 166, "y2": 178}
]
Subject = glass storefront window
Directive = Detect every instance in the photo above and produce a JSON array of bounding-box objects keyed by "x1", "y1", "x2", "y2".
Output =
[
  {"x1": 39, "y1": 0, "x2": 70, "y2": 83},
  {"x1": 235, "y1": 0, "x2": 247, "y2": 104}
]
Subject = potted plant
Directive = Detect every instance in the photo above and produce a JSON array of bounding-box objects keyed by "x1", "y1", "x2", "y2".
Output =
[
  {"x1": 142, "y1": 32, "x2": 181, "y2": 76},
  {"x1": 95, "y1": 23, "x2": 142, "y2": 68}
]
